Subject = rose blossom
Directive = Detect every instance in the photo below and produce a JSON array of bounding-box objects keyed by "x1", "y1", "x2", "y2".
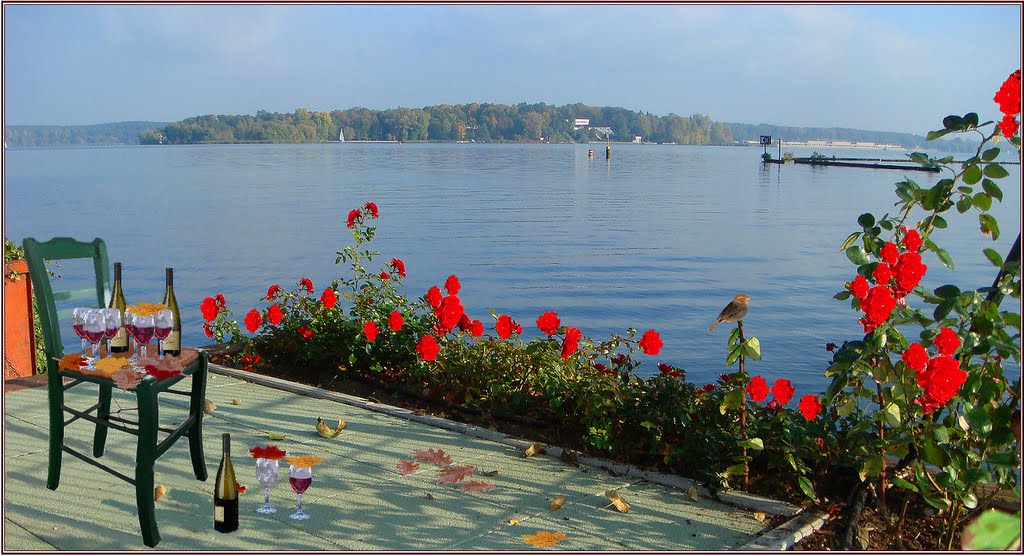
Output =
[
  {"x1": 495, "y1": 315, "x2": 519, "y2": 340},
  {"x1": 389, "y1": 258, "x2": 406, "y2": 278},
  {"x1": 798, "y1": 395, "x2": 822, "y2": 420},
  {"x1": 388, "y1": 310, "x2": 404, "y2": 332},
  {"x1": 266, "y1": 284, "x2": 281, "y2": 300},
  {"x1": 425, "y1": 286, "x2": 443, "y2": 309},
  {"x1": 901, "y1": 343, "x2": 929, "y2": 372},
  {"x1": 346, "y1": 209, "x2": 361, "y2": 228},
  {"x1": 933, "y1": 327, "x2": 961, "y2": 356},
  {"x1": 746, "y1": 376, "x2": 769, "y2": 403},
  {"x1": 266, "y1": 304, "x2": 283, "y2": 326},
  {"x1": 470, "y1": 319, "x2": 484, "y2": 337},
  {"x1": 244, "y1": 309, "x2": 262, "y2": 333},
  {"x1": 416, "y1": 335, "x2": 440, "y2": 361},
  {"x1": 444, "y1": 275, "x2": 461, "y2": 296},
  {"x1": 771, "y1": 378, "x2": 795, "y2": 405},
  {"x1": 903, "y1": 229, "x2": 922, "y2": 254},
  {"x1": 363, "y1": 321, "x2": 379, "y2": 342},
  {"x1": 849, "y1": 275, "x2": 870, "y2": 299},
  {"x1": 321, "y1": 288, "x2": 337, "y2": 309},
  {"x1": 880, "y1": 242, "x2": 900, "y2": 265},
  {"x1": 638, "y1": 330, "x2": 663, "y2": 356},
  {"x1": 561, "y1": 327, "x2": 583, "y2": 360},
  {"x1": 364, "y1": 202, "x2": 379, "y2": 218},
  {"x1": 536, "y1": 311, "x2": 560, "y2": 336},
  {"x1": 297, "y1": 326, "x2": 314, "y2": 339},
  {"x1": 200, "y1": 297, "x2": 220, "y2": 322}
]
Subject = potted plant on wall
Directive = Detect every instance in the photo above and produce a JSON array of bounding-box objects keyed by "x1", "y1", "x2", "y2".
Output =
[{"x1": 4, "y1": 238, "x2": 40, "y2": 379}]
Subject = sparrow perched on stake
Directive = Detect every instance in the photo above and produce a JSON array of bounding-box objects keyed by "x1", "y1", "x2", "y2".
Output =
[{"x1": 707, "y1": 294, "x2": 750, "y2": 332}]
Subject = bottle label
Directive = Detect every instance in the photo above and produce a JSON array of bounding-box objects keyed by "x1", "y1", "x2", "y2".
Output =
[
  {"x1": 215, "y1": 505, "x2": 224, "y2": 522},
  {"x1": 164, "y1": 330, "x2": 181, "y2": 351},
  {"x1": 111, "y1": 327, "x2": 129, "y2": 348}
]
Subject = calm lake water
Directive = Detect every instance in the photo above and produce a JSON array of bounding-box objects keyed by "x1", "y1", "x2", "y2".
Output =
[{"x1": 4, "y1": 143, "x2": 1020, "y2": 395}]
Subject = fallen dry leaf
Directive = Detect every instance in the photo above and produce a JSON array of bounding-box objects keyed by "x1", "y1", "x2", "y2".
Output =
[
  {"x1": 267, "y1": 431, "x2": 287, "y2": 441},
  {"x1": 550, "y1": 495, "x2": 566, "y2": 511},
  {"x1": 413, "y1": 448, "x2": 454, "y2": 467},
  {"x1": 523, "y1": 442, "x2": 544, "y2": 458},
  {"x1": 231, "y1": 399, "x2": 242, "y2": 406},
  {"x1": 687, "y1": 485, "x2": 700, "y2": 501},
  {"x1": 438, "y1": 465, "x2": 477, "y2": 485},
  {"x1": 458, "y1": 480, "x2": 496, "y2": 492},
  {"x1": 559, "y1": 448, "x2": 580, "y2": 467},
  {"x1": 480, "y1": 469, "x2": 500, "y2": 477},
  {"x1": 237, "y1": 482, "x2": 247, "y2": 494},
  {"x1": 753, "y1": 511, "x2": 766, "y2": 523},
  {"x1": 507, "y1": 517, "x2": 520, "y2": 526},
  {"x1": 203, "y1": 399, "x2": 217, "y2": 414},
  {"x1": 424, "y1": 493, "x2": 435, "y2": 501},
  {"x1": 112, "y1": 367, "x2": 143, "y2": 390},
  {"x1": 605, "y1": 490, "x2": 631, "y2": 513},
  {"x1": 521, "y1": 531, "x2": 568, "y2": 548},
  {"x1": 153, "y1": 484, "x2": 168, "y2": 502},
  {"x1": 396, "y1": 459, "x2": 420, "y2": 475}
]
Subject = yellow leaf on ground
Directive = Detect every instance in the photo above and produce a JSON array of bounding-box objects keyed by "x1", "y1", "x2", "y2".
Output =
[
  {"x1": 203, "y1": 399, "x2": 217, "y2": 414},
  {"x1": 230, "y1": 399, "x2": 242, "y2": 406},
  {"x1": 523, "y1": 442, "x2": 544, "y2": 458},
  {"x1": 550, "y1": 495, "x2": 566, "y2": 511},
  {"x1": 753, "y1": 511, "x2": 766, "y2": 523},
  {"x1": 605, "y1": 490, "x2": 631, "y2": 513},
  {"x1": 508, "y1": 517, "x2": 520, "y2": 526},
  {"x1": 154, "y1": 485, "x2": 168, "y2": 502},
  {"x1": 521, "y1": 531, "x2": 567, "y2": 548},
  {"x1": 687, "y1": 485, "x2": 700, "y2": 501}
]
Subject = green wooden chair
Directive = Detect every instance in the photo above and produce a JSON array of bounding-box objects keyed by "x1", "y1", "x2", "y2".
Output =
[{"x1": 22, "y1": 237, "x2": 209, "y2": 548}]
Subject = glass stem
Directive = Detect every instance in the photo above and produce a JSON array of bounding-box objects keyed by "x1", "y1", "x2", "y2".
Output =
[
  {"x1": 140, "y1": 344, "x2": 147, "y2": 359},
  {"x1": 264, "y1": 487, "x2": 271, "y2": 509},
  {"x1": 297, "y1": 493, "x2": 303, "y2": 513},
  {"x1": 92, "y1": 342, "x2": 101, "y2": 360},
  {"x1": 158, "y1": 340, "x2": 164, "y2": 359},
  {"x1": 81, "y1": 338, "x2": 88, "y2": 358}
]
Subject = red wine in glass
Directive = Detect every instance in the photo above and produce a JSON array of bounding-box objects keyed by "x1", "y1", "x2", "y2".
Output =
[
  {"x1": 289, "y1": 477, "x2": 311, "y2": 494},
  {"x1": 73, "y1": 324, "x2": 86, "y2": 338}
]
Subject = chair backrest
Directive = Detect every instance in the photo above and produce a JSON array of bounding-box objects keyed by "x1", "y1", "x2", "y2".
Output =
[{"x1": 22, "y1": 237, "x2": 109, "y2": 373}]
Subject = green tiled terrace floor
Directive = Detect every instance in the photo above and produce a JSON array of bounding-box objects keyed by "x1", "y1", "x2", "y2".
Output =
[{"x1": 3, "y1": 369, "x2": 800, "y2": 551}]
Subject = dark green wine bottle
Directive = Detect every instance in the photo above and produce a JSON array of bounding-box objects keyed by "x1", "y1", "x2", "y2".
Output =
[
  {"x1": 108, "y1": 262, "x2": 129, "y2": 353},
  {"x1": 213, "y1": 433, "x2": 238, "y2": 533},
  {"x1": 161, "y1": 267, "x2": 182, "y2": 356}
]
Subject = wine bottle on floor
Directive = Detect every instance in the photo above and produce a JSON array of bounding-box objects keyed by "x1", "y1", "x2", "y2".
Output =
[
  {"x1": 214, "y1": 433, "x2": 239, "y2": 533},
  {"x1": 161, "y1": 267, "x2": 182, "y2": 356},
  {"x1": 108, "y1": 262, "x2": 129, "y2": 353}
]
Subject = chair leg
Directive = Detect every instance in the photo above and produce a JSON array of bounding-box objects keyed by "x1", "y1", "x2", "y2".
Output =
[
  {"x1": 93, "y1": 383, "x2": 113, "y2": 457},
  {"x1": 188, "y1": 352, "x2": 209, "y2": 481},
  {"x1": 46, "y1": 370, "x2": 65, "y2": 490},
  {"x1": 135, "y1": 381, "x2": 161, "y2": 547}
]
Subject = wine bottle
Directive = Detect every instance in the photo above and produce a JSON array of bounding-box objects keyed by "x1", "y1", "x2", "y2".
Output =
[
  {"x1": 213, "y1": 433, "x2": 239, "y2": 533},
  {"x1": 108, "y1": 262, "x2": 129, "y2": 353},
  {"x1": 161, "y1": 267, "x2": 182, "y2": 356}
]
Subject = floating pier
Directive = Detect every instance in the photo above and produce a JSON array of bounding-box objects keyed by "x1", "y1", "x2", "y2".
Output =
[{"x1": 763, "y1": 157, "x2": 941, "y2": 172}]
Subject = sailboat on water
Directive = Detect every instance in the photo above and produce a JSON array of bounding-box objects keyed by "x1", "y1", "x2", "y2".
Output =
[{"x1": 339, "y1": 129, "x2": 345, "y2": 143}]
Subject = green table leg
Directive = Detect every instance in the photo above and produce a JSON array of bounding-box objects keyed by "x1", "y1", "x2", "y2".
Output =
[
  {"x1": 93, "y1": 383, "x2": 113, "y2": 457},
  {"x1": 187, "y1": 352, "x2": 209, "y2": 482},
  {"x1": 46, "y1": 370, "x2": 65, "y2": 491},
  {"x1": 135, "y1": 380, "x2": 160, "y2": 548}
]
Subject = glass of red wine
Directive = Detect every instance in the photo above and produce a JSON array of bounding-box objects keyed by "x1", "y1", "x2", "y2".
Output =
[
  {"x1": 72, "y1": 307, "x2": 90, "y2": 359},
  {"x1": 153, "y1": 309, "x2": 173, "y2": 359},
  {"x1": 131, "y1": 313, "x2": 155, "y2": 360},
  {"x1": 83, "y1": 309, "x2": 106, "y2": 368},
  {"x1": 288, "y1": 466, "x2": 312, "y2": 520}
]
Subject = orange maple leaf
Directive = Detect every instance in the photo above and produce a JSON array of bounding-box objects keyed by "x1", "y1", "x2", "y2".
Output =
[
  {"x1": 521, "y1": 531, "x2": 567, "y2": 548},
  {"x1": 458, "y1": 480, "x2": 495, "y2": 492},
  {"x1": 413, "y1": 448, "x2": 453, "y2": 467},
  {"x1": 437, "y1": 465, "x2": 477, "y2": 485},
  {"x1": 396, "y1": 459, "x2": 420, "y2": 475}
]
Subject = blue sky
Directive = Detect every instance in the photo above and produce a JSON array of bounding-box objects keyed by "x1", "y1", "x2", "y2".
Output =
[{"x1": 3, "y1": 3, "x2": 1021, "y2": 133}]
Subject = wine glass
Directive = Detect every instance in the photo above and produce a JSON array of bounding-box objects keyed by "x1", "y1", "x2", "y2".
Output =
[
  {"x1": 288, "y1": 466, "x2": 313, "y2": 520},
  {"x1": 154, "y1": 309, "x2": 173, "y2": 359},
  {"x1": 83, "y1": 309, "x2": 106, "y2": 367},
  {"x1": 131, "y1": 313, "x2": 155, "y2": 360},
  {"x1": 102, "y1": 308, "x2": 121, "y2": 356},
  {"x1": 72, "y1": 307, "x2": 90, "y2": 359},
  {"x1": 123, "y1": 308, "x2": 138, "y2": 361},
  {"x1": 255, "y1": 458, "x2": 280, "y2": 514}
]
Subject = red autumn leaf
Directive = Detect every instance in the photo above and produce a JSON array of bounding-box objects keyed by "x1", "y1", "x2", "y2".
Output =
[
  {"x1": 458, "y1": 480, "x2": 496, "y2": 492},
  {"x1": 236, "y1": 482, "x2": 247, "y2": 494},
  {"x1": 438, "y1": 465, "x2": 477, "y2": 485},
  {"x1": 111, "y1": 367, "x2": 142, "y2": 390},
  {"x1": 412, "y1": 448, "x2": 453, "y2": 467},
  {"x1": 396, "y1": 459, "x2": 420, "y2": 475}
]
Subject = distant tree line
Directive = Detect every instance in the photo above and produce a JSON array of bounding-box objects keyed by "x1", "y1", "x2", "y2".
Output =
[
  {"x1": 4, "y1": 121, "x2": 167, "y2": 147},
  {"x1": 724, "y1": 122, "x2": 976, "y2": 152},
  {"x1": 138, "y1": 103, "x2": 735, "y2": 146}
]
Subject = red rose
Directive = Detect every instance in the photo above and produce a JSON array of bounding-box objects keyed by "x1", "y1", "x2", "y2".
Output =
[
  {"x1": 388, "y1": 310, "x2": 404, "y2": 332},
  {"x1": 825, "y1": 342, "x2": 837, "y2": 351},
  {"x1": 203, "y1": 322, "x2": 214, "y2": 338},
  {"x1": 994, "y1": 70, "x2": 1021, "y2": 117},
  {"x1": 657, "y1": 363, "x2": 673, "y2": 375},
  {"x1": 892, "y1": 252, "x2": 927, "y2": 294},
  {"x1": 200, "y1": 297, "x2": 220, "y2": 322},
  {"x1": 1000, "y1": 115, "x2": 1019, "y2": 138},
  {"x1": 426, "y1": 286, "x2": 443, "y2": 309},
  {"x1": 299, "y1": 278, "x2": 314, "y2": 294},
  {"x1": 901, "y1": 342, "x2": 929, "y2": 372},
  {"x1": 872, "y1": 263, "x2": 892, "y2": 285},
  {"x1": 903, "y1": 229, "x2": 922, "y2": 254},
  {"x1": 746, "y1": 375, "x2": 769, "y2": 403},
  {"x1": 321, "y1": 288, "x2": 337, "y2": 309},
  {"x1": 390, "y1": 258, "x2": 406, "y2": 278},
  {"x1": 771, "y1": 378, "x2": 795, "y2": 406},
  {"x1": 638, "y1": 329, "x2": 663, "y2": 356},
  {"x1": 416, "y1": 335, "x2": 440, "y2": 361},
  {"x1": 798, "y1": 395, "x2": 822, "y2": 420},
  {"x1": 215, "y1": 294, "x2": 226, "y2": 308},
  {"x1": 469, "y1": 319, "x2": 484, "y2": 337},
  {"x1": 438, "y1": 295, "x2": 464, "y2": 332},
  {"x1": 363, "y1": 321, "x2": 379, "y2": 342},
  {"x1": 880, "y1": 242, "x2": 900, "y2": 265},
  {"x1": 536, "y1": 311, "x2": 560, "y2": 336},
  {"x1": 561, "y1": 327, "x2": 583, "y2": 360},
  {"x1": 266, "y1": 304, "x2": 283, "y2": 326},
  {"x1": 266, "y1": 284, "x2": 281, "y2": 300},
  {"x1": 495, "y1": 315, "x2": 518, "y2": 340},
  {"x1": 297, "y1": 326, "x2": 314, "y2": 339},
  {"x1": 860, "y1": 285, "x2": 896, "y2": 330},
  {"x1": 244, "y1": 309, "x2": 262, "y2": 333},
  {"x1": 933, "y1": 327, "x2": 961, "y2": 356},
  {"x1": 364, "y1": 202, "x2": 379, "y2": 218},
  {"x1": 347, "y1": 209, "x2": 361, "y2": 228},
  {"x1": 593, "y1": 363, "x2": 610, "y2": 375},
  {"x1": 848, "y1": 275, "x2": 870, "y2": 299},
  {"x1": 380, "y1": 271, "x2": 390, "y2": 281},
  {"x1": 702, "y1": 384, "x2": 715, "y2": 393},
  {"x1": 444, "y1": 275, "x2": 461, "y2": 296},
  {"x1": 916, "y1": 355, "x2": 966, "y2": 412}
]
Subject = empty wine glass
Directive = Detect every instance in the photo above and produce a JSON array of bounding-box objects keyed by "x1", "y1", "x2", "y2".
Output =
[
  {"x1": 124, "y1": 308, "x2": 138, "y2": 361},
  {"x1": 255, "y1": 458, "x2": 280, "y2": 514},
  {"x1": 130, "y1": 313, "x2": 155, "y2": 359},
  {"x1": 154, "y1": 309, "x2": 173, "y2": 359},
  {"x1": 72, "y1": 307, "x2": 90, "y2": 359},
  {"x1": 83, "y1": 309, "x2": 106, "y2": 367},
  {"x1": 288, "y1": 466, "x2": 313, "y2": 520},
  {"x1": 102, "y1": 308, "x2": 121, "y2": 356}
]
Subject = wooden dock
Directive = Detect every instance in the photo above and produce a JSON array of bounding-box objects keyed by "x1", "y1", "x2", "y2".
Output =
[{"x1": 763, "y1": 157, "x2": 941, "y2": 172}]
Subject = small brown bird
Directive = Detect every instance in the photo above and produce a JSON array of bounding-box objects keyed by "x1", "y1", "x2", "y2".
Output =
[{"x1": 707, "y1": 294, "x2": 750, "y2": 332}]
